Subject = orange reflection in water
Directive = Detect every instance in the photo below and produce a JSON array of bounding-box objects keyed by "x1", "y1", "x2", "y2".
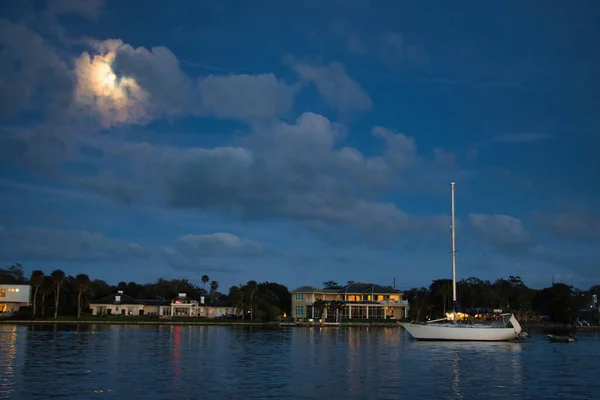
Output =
[{"x1": 0, "y1": 325, "x2": 17, "y2": 396}]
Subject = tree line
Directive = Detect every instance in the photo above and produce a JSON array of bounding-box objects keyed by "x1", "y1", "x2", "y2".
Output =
[
  {"x1": 3, "y1": 264, "x2": 598, "y2": 324},
  {"x1": 0, "y1": 264, "x2": 291, "y2": 322},
  {"x1": 402, "y1": 276, "x2": 599, "y2": 324}
]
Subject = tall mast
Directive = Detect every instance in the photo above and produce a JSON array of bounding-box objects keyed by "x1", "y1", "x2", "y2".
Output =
[{"x1": 451, "y1": 182, "x2": 457, "y2": 303}]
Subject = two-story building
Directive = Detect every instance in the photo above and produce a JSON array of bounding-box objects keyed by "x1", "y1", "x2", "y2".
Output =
[
  {"x1": 291, "y1": 282, "x2": 409, "y2": 321},
  {"x1": 0, "y1": 284, "x2": 31, "y2": 313}
]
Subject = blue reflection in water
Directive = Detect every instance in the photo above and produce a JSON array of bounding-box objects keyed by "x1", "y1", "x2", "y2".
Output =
[{"x1": 1, "y1": 325, "x2": 599, "y2": 399}]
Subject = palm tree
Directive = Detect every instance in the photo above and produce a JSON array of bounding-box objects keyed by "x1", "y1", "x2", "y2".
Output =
[
  {"x1": 41, "y1": 277, "x2": 54, "y2": 317},
  {"x1": 329, "y1": 300, "x2": 345, "y2": 323},
  {"x1": 313, "y1": 299, "x2": 327, "y2": 321},
  {"x1": 51, "y1": 269, "x2": 65, "y2": 319},
  {"x1": 209, "y1": 280, "x2": 219, "y2": 304},
  {"x1": 201, "y1": 275, "x2": 209, "y2": 291},
  {"x1": 75, "y1": 274, "x2": 91, "y2": 319},
  {"x1": 245, "y1": 281, "x2": 258, "y2": 322},
  {"x1": 30, "y1": 270, "x2": 45, "y2": 318}
]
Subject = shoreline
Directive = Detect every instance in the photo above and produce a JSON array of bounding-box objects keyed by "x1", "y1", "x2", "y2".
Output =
[
  {"x1": 0, "y1": 319, "x2": 271, "y2": 326},
  {"x1": 2, "y1": 319, "x2": 599, "y2": 330}
]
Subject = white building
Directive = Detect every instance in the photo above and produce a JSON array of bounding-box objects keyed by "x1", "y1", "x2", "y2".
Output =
[
  {"x1": 0, "y1": 284, "x2": 31, "y2": 313},
  {"x1": 89, "y1": 290, "x2": 241, "y2": 318}
]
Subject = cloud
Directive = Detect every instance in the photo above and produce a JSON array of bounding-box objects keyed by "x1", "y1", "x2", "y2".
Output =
[
  {"x1": 468, "y1": 213, "x2": 599, "y2": 280},
  {"x1": 379, "y1": 32, "x2": 429, "y2": 67},
  {"x1": 73, "y1": 40, "x2": 154, "y2": 127},
  {"x1": 0, "y1": 226, "x2": 148, "y2": 262},
  {"x1": 469, "y1": 213, "x2": 537, "y2": 256},
  {"x1": 74, "y1": 39, "x2": 300, "y2": 126},
  {"x1": 74, "y1": 112, "x2": 457, "y2": 245},
  {"x1": 330, "y1": 23, "x2": 428, "y2": 67},
  {"x1": 198, "y1": 73, "x2": 299, "y2": 123},
  {"x1": 0, "y1": 18, "x2": 73, "y2": 117},
  {"x1": 160, "y1": 232, "x2": 265, "y2": 273},
  {"x1": 288, "y1": 60, "x2": 372, "y2": 112},
  {"x1": 0, "y1": 125, "x2": 70, "y2": 174},
  {"x1": 175, "y1": 233, "x2": 264, "y2": 257},
  {"x1": 0, "y1": 225, "x2": 261, "y2": 274},
  {"x1": 533, "y1": 210, "x2": 600, "y2": 243},
  {"x1": 0, "y1": 19, "x2": 463, "y2": 249}
]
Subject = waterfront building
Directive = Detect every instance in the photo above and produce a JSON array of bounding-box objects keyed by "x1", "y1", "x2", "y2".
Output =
[
  {"x1": 89, "y1": 290, "x2": 241, "y2": 318},
  {"x1": 0, "y1": 284, "x2": 31, "y2": 313},
  {"x1": 291, "y1": 282, "x2": 409, "y2": 321}
]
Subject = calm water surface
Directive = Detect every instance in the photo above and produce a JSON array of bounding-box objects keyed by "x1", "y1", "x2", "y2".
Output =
[{"x1": 1, "y1": 324, "x2": 599, "y2": 399}]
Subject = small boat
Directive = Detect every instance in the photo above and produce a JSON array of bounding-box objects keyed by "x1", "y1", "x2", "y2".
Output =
[{"x1": 547, "y1": 334, "x2": 575, "y2": 343}]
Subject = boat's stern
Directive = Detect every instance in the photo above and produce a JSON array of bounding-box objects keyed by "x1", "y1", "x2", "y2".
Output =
[{"x1": 508, "y1": 314, "x2": 524, "y2": 337}]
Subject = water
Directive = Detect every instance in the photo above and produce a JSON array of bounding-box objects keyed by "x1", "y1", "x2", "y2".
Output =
[{"x1": 0, "y1": 324, "x2": 598, "y2": 399}]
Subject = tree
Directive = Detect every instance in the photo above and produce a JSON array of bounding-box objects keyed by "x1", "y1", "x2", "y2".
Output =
[
  {"x1": 202, "y1": 275, "x2": 209, "y2": 290},
  {"x1": 75, "y1": 274, "x2": 91, "y2": 319},
  {"x1": 209, "y1": 280, "x2": 219, "y2": 304},
  {"x1": 30, "y1": 270, "x2": 45, "y2": 318},
  {"x1": 0, "y1": 263, "x2": 26, "y2": 284},
  {"x1": 313, "y1": 299, "x2": 327, "y2": 320},
  {"x1": 329, "y1": 300, "x2": 344, "y2": 323},
  {"x1": 41, "y1": 277, "x2": 54, "y2": 317},
  {"x1": 322, "y1": 281, "x2": 341, "y2": 289},
  {"x1": 51, "y1": 269, "x2": 66, "y2": 319},
  {"x1": 246, "y1": 280, "x2": 258, "y2": 322}
]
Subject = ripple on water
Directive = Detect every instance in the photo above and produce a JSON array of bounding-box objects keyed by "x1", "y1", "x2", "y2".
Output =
[{"x1": 0, "y1": 325, "x2": 599, "y2": 399}]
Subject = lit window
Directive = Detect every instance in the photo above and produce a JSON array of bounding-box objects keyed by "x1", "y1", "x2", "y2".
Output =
[
  {"x1": 15, "y1": 289, "x2": 19, "y2": 292},
  {"x1": 0, "y1": 289, "x2": 5, "y2": 297}
]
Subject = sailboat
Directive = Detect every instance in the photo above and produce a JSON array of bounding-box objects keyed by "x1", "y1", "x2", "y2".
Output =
[{"x1": 400, "y1": 182, "x2": 525, "y2": 341}]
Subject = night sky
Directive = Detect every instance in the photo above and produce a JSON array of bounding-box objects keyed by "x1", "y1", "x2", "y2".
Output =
[{"x1": 1, "y1": 0, "x2": 599, "y2": 291}]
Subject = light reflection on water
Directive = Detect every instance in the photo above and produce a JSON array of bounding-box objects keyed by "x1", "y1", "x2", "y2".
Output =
[
  {"x1": 0, "y1": 325, "x2": 18, "y2": 397},
  {"x1": 0, "y1": 324, "x2": 599, "y2": 399}
]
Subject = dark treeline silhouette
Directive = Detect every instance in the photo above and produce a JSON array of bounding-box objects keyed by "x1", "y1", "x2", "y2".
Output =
[
  {"x1": 0, "y1": 264, "x2": 291, "y2": 322},
  {"x1": 404, "y1": 275, "x2": 600, "y2": 324}
]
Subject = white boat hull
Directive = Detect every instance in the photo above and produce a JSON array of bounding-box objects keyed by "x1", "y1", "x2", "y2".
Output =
[{"x1": 400, "y1": 314, "x2": 523, "y2": 341}]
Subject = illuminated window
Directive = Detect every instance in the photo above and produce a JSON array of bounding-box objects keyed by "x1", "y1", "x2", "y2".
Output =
[
  {"x1": 377, "y1": 295, "x2": 384, "y2": 301},
  {"x1": 0, "y1": 289, "x2": 5, "y2": 297},
  {"x1": 347, "y1": 295, "x2": 356, "y2": 301},
  {"x1": 15, "y1": 289, "x2": 19, "y2": 292}
]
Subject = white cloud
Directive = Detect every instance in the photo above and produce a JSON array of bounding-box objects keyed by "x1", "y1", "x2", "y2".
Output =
[
  {"x1": 74, "y1": 43, "x2": 151, "y2": 127},
  {"x1": 469, "y1": 213, "x2": 534, "y2": 251},
  {"x1": 199, "y1": 73, "x2": 299, "y2": 122},
  {"x1": 76, "y1": 112, "x2": 459, "y2": 245},
  {"x1": 289, "y1": 60, "x2": 372, "y2": 112}
]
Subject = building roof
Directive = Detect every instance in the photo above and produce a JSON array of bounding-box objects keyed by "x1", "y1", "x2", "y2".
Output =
[
  {"x1": 291, "y1": 286, "x2": 322, "y2": 293},
  {"x1": 292, "y1": 282, "x2": 401, "y2": 294},
  {"x1": 90, "y1": 292, "x2": 144, "y2": 305},
  {"x1": 138, "y1": 299, "x2": 171, "y2": 306},
  {"x1": 341, "y1": 282, "x2": 401, "y2": 294}
]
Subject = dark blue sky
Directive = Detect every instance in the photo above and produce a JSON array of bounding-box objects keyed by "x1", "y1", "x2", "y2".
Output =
[{"x1": 1, "y1": 0, "x2": 599, "y2": 291}]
